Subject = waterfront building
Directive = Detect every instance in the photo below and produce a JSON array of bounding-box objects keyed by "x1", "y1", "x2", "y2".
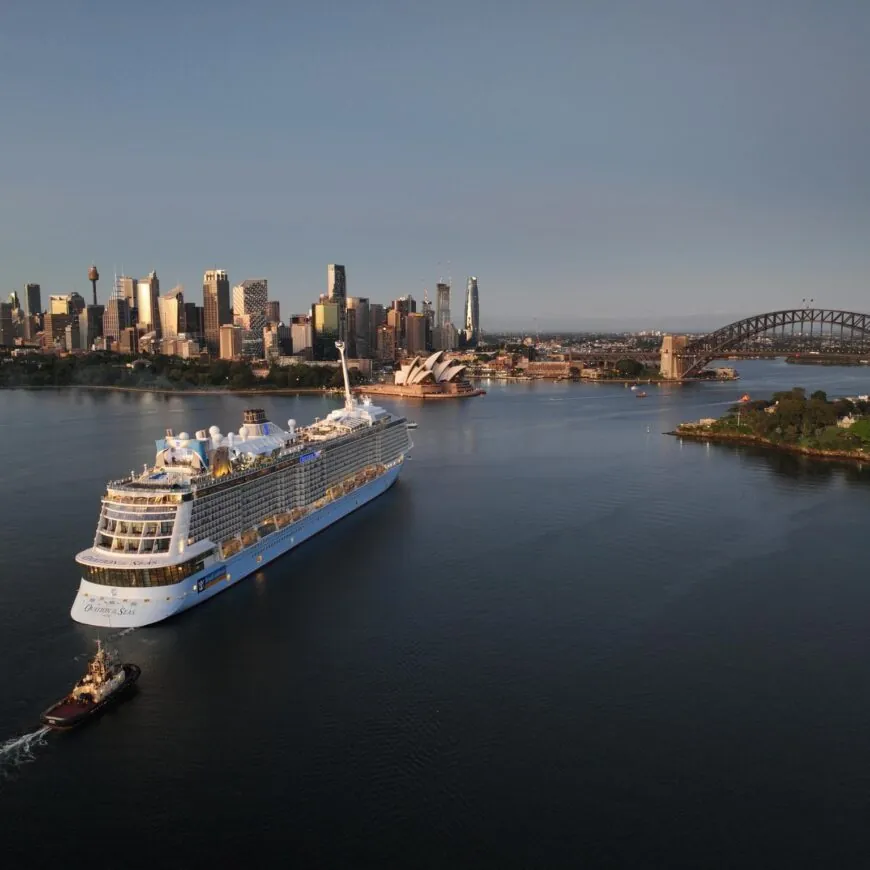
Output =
[
  {"x1": 159, "y1": 286, "x2": 185, "y2": 339},
  {"x1": 464, "y1": 277, "x2": 480, "y2": 347},
  {"x1": 25, "y1": 283, "x2": 41, "y2": 316},
  {"x1": 219, "y1": 324, "x2": 243, "y2": 360},
  {"x1": 137, "y1": 271, "x2": 161, "y2": 339},
  {"x1": 346, "y1": 296, "x2": 370, "y2": 359},
  {"x1": 327, "y1": 264, "x2": 347, "y2": 342},
  {"x1": 203, "y1": 269, "x2": 231, "y2": 356},
  {"x1": 232, "y1": 279, "x2": 268, "y2": 358},
  {"x1": 290, "y1": 315, "x2": 313, "y2": 358},
  {"x1": 405, "y1": 312, "x2": 427, "y2": 356},
  {"x1": 312, "y1": 299, "x2": 340, "y2": 360}
]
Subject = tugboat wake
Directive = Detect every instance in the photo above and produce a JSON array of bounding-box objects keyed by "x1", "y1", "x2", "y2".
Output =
[{"x1": 0, "y1": 727, "x2": 49, "y2": 779}]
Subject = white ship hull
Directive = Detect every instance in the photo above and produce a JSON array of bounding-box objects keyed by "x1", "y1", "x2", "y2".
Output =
[{"x1": 71, "y1": 462, "x2": 402, "y2": 628}]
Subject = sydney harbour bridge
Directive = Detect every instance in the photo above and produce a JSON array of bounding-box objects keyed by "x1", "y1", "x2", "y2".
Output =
[{"x1": 573, "y1": 309, "x2": 870, "y2": 380}]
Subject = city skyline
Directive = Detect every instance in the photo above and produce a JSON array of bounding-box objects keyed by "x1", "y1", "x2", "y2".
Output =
[{"x1": 2, "y1": 2, "x2": 868, "y2": 327}]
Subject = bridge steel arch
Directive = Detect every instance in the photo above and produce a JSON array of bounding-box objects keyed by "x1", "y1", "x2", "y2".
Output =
[{"x1": 679, "y1": 309, "x2": 870, "y2": 378}]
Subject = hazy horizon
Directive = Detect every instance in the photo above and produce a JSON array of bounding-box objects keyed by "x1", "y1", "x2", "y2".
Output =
[{"x1": 2, "y1": 1, "x2": 868, "y2": 323}]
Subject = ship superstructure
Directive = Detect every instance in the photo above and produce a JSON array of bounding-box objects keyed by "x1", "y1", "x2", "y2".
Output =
[{"x1": 71, "y1": 343, "x2": 411, "y2": 627}]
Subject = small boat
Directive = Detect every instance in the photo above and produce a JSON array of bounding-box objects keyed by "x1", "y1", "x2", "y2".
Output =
[
  {"x1": 740, "y1": 394, "x2": 751, "y2": 403},
  {"x1": 40, "y1": 640, "x2": 140, "y2": 730},
  {"x1": 635, "y1": 391, "x2": 648, "y2": 398},
  {"x1": 630, "y1": 385, "x2": 638, "y2": 391},
  {"x1": 406, "y1": 421, "x2": 418, "y2": 429}
]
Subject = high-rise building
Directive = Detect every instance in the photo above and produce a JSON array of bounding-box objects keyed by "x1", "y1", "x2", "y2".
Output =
[
  {"x1": 436, "y1": 283, "x2": 451, "y2": 329},
  {"x1": 369, "y1": 303, "x2": 386, "y2": 352},
  {"x1": 49, "y1": 295, "x2": 70, "y2": 315},
  {"x1": 346, "y1": 297, "x2": 370, "y2": 358},
  {"x1": 68, "y1": 292, "x2": 86, "y2": 316},
  {"x1": 25, "y1": 283, "x2": 41, "y2": 317},
  {"x1": 117, "y1": 276, "x2": 137, "y2": 310},
  {"x1": 464, "y1": 276, "x2": 480, "y2": 346},
  {"x1": 0, "y1": 303, "x2": 14, "y2": 347},
  {"x1": 232, "y1": 279, "x2": 268, "y2": 358},
  {"x1": 266, "y1": 300, "x2": 280, "y2": 324},
  {"x1": 312, "y1": 299, "x2": 340, "y2": 360},
  {"x1": 327, "y1": 264, "x2": 347, "y2": 341},
  {"x1": 158, "y1": 286, "x2": 185, "y2": 339},
  {"x1": 405, "y1": 312, "x2": 427, "y2": 356},
  {"x1": 290, "y1": 315, "x2": 313, "y2": 358},
  {"x1": 219, "y1": 324, "x2": 243, "y2": 360},
  {"x1": 65, "y1": 320, "x2": 81, "y2": 352},
  {"x1": 376, "y1": 324, "x2": 397, "y2": 362},
  {"x1": 183, "y1": 303, "x2": 204, "y2": 341},
  {"x1": 43, "y1": 313, "x2": 70, "y2": 347},
  {"x1": 203, "y1": 269, "x2": 231, "y2": 356},
  {"x1": 79, "y1": 305, "x2": 104, "y2": 350},
  {"x1": 103, "y1": 275, "x2": 132, "y2": 349},
  {"x1": 136, "y1": 271, "x2": 161, "y2": 338},
  {"x1": 263, "y1": 323, "x2": 292, "y2": 361}
]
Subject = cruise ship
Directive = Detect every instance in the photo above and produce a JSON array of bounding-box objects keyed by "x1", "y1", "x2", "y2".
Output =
[{"x1": 71, "y1": 343, "x2": 411, "y2": 627}]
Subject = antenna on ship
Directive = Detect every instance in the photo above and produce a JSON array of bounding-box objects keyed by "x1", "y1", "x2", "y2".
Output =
[{"x1": 335, "y1": 341, "x2": 354, "y2": 410}]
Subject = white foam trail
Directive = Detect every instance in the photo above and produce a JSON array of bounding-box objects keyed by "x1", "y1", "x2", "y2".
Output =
[{"x1": 0, "y1": 726, "x2": 50, "y2": 778}]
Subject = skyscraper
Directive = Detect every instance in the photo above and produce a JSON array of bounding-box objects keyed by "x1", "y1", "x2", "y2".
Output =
[
  {"x1": 311, "y1": 299, "x2": 340, "y2": 360},
  {"x1": 464, "y1": 277, "x2": 480, "y2": 347},
  {"x1": 0, "y1": 302, "x2": 13, "y2": 347},
  {"x1": 79, "y1": 305, "x2": 104, "y2": 350},
  {"x1": 117, "y1": 276, "x2": 137, "y2": 310},
  {"x1": 405, "y1": 313, "x2": 427, "y2": 356},
  {"x1": 346, "y1": 297, "x2": 370, "y2": 358},
  {"x1": 136, "y1": 271, "x2": 161, "y2": 338},
  {"x1": 102, "y1": 276, "x2": 131, "y2": 349},
  {"x1": 232, "y1": 279, "x2": 269, "y2": 358},
  {"x1": 159, "y1": 286, "x2": 185, "y2": 339},
  {"x1": 266, "y1": 300, "x2": 280, "y2": 324},
  {"x1": 327, "y1": 264, "x2": 347, "y2": 341},
  {"x1": 436, "y1": 282, "x2": 451, "y2": 329},
  {"x1": 25, "y1": 283, "x2": 41, "y2": 317},
  {"x1": 203, "y1": 269, "x2": 230, "y2": 356}
]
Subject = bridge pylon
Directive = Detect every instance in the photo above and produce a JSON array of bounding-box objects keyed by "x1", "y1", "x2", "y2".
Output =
[{"x1": 660, "y1": 334, "x2": 688, "y2": 379}]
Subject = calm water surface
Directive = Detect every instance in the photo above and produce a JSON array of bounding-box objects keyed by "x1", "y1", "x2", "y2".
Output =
[{"x1": 2, "y1": 360, "x2": 870, "y2": 868}]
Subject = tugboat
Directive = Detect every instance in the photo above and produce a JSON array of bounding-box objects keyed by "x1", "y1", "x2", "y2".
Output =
[{"x1": 40, "y1": 641, "x2": 140, "y2": 730}]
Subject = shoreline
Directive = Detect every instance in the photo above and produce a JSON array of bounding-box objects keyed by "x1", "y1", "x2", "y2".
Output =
[
  {"x1": 0, "y1": 384, "x2": 346, "y2": 397},
  {"x1": 669, "y1": 427, "x2": 870, "y2": 465}
]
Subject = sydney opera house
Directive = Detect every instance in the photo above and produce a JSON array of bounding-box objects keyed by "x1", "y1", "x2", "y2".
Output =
[{"x1": 360, "y1": 351, "x2": 483, "y2": 399}]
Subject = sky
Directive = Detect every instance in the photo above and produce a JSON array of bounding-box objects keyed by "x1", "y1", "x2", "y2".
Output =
[{"x1": 1, "y1": 0, "x2": 868, "y2": 331}]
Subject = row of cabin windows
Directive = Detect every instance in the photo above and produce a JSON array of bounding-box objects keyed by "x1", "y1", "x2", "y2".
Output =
[
  {"x1": 100, "y1": 519, "x2": 174, "y2": 537},
  {"x1": 97, "y1": 534, "x2": 171, "y2": 553},
  {"x1": 83, "y1": 556, "x2": 207, "y2": 587}
]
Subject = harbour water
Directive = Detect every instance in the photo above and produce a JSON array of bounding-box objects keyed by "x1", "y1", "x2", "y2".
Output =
[{"x1": 2, "y1": 360, "x2": 870, "y2": 867}]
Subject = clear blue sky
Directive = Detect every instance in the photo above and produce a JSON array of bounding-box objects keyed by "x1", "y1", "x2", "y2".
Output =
[{"x1": 2, "y1": 0, "x2": 868, "y2": 330}]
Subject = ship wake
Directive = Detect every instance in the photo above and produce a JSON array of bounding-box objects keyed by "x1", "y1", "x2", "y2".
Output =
[{"x1": 0, "y1": 726, "x2": 50, "y2": 779}]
